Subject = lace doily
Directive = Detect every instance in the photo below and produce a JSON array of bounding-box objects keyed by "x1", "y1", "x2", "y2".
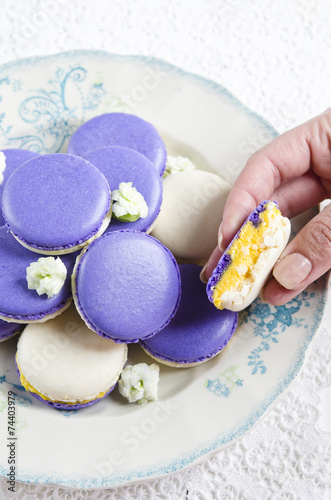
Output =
[{"x1": 0, "y1": 0, "x2": 331, "y2": 498}]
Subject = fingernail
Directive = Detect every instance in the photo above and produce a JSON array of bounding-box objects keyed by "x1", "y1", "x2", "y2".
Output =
[
  {"x1": 273, "y1": 253, "x2": 312, "y2": 289},
  {"x1": 218, "y1": 222, "x2": 224, "y2": 251},
  {"x1": 260, "y1": 287, "x2": 267, "y2": 302},
  {"x1": 200, "y1": 264, "x2": 208, "y2": 284}
]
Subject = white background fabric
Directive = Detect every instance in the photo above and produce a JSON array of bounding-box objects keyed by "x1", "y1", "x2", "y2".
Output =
[{"x1": 0, "y1": 0, "x2": 331, "y2": 498}]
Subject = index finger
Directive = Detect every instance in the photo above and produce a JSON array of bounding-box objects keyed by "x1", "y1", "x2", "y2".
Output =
[{"x1": 220, "y1": 110, "x2": 331, "y2": 249}]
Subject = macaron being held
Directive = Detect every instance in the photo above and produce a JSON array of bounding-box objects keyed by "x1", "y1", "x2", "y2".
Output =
[{"x1": 207, "y1": 201, "x2": 291, "y2": 311}]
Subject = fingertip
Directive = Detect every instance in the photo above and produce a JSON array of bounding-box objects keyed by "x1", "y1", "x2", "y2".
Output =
[
  {"x1": 199, "y1": 265, "x2": 208, "y2": 284},
  {"x1": 259, "y1": 287, "x2": 267, "y2": 303},
  {"x1": 221, "y1": 202, "x2": 254, "y2": 249},
  {"x1": 218, "y1": 222, "x2": 225, "y2": 251},
  {"x1": 199, "y1": 246, "x2": 223, "y2": 284},
  {"x1": 273, "y1": 253, "x2": 312, "y2": 290},
  {"x1": 262, "y1": 277, "x2": 303, "y2": 306}
]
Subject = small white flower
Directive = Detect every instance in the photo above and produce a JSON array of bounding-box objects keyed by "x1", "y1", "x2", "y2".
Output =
[
  {"x1": 118, "y1": 363, "x2": 160, "y2": 405},
  {"x1": 0, "y1": 151, "x2": 6, "y2": 185},
  {"x1": 26, "y1": 257, "x2": 67, "y2": 298},
  {"x1": 163, "y1": 155, "x2": 196, "y2": 178},
  {"x1": 111, "y1": 182, "x2": 148, "y2": 222}
]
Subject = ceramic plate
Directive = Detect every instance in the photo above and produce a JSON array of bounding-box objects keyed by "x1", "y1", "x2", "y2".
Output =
[{"x1": 0, "y1": 51, "x2": 328, "y2": 489}]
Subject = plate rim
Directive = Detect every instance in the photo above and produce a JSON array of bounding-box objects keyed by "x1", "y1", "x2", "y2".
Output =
[{"x1": 0, "y1": 49, "x2": 278, "y2": 142}]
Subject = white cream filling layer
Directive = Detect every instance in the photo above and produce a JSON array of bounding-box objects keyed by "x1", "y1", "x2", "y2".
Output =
[
  {"x1": 11, "y1": 205, "x2": 112, "y2": 256},
  {"x1": 0, "y1": 297, "x2": 72, "y2": 324},
  {"x1": 141, "y1": 345, "x2": 222, "y2": 368},
  {"x1": 0, "y1": 151, "x2": 6, "y2": 185}
]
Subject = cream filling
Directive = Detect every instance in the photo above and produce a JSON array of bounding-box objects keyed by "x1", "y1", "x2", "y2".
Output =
[
  {"x1": 11, "y1": 205, "x2": 112, "y2": 256},
  {"x1": 16, "y1": 346, "x2": 128, "y2": 404},
  {"x1": 140, "y1": 345, "x2": 222, "y2": 368},
  {"x1": 219, "y1": 214, "x2": 291, "y2": 311},
  {"x1": 0, "y1": 297, "x2": 72, "y2": 324},
  {"x1": 71, "y1": 248, "x2": 97, "y2": 334}
]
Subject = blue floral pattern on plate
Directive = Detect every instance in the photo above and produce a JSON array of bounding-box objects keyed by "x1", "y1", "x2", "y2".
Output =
[
  {"x1": 241, "y1": 292, "x2": 316, "y2": 375},
  {"x1": 206, "y1": 365, "x2": 243, "y2": 397},
  {"x1": 0, "y1": 64, "x2": 129, "y2": 154}
]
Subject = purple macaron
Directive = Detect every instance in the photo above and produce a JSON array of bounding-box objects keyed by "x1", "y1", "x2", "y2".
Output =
[
  {"x1": 2, "y1": 153, "x2": 111, "y2": 254},
  {"x1": 67, "y1": 113, "x2": 167, "y2": 176},
  {"x1": 82, "y1": 146, "x2": 163, "y2": 233},
  {"x1": 140, "y1": 264, "x2": 238, "y2": 366},
  {"x1": 0, "y1": 149, "x2": 39, "y2": 227},
  {"x1": 0, "y1": 226, "x2": 76, "y2": 322},
  {"x1": 73, "y1": 230, "x2": 181, "y2": 343},
  {"x1": 0, "y1": 319, "x2": 25, "y2": 342}
]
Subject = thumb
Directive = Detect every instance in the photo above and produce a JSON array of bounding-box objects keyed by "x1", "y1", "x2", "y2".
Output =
[{"x1": 263, "y1": 203, "x2": 331, "y2": 305}]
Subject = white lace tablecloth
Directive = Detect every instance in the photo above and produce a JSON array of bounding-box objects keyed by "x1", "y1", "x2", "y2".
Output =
[{"x1": 1, "y1": 1, "x2": 331, "y2": 498}]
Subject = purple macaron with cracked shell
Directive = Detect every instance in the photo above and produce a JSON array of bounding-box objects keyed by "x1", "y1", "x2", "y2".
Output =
[
  {"x1": 140, "y1": 264, "x2": 238, "y2": 367},
  {"x1": 0, "y1": 149, "x2": 39, "y2": 227},
  {"x1": 2, "y1": 153, "x2": 111, "y2": 254},
  {"x1": 0, "y1": 319, "x2": 25, "y2": 342},
  {"x1": 0, "y1": 226, "x2": 76, "y2": 323},
  {"x1": 82, "y1": 146, "x2": 163, "y2": 233},
  {"x1": 73, "y1": 230, "x2": 181, "y2": 343},
  {"x1": 67, "y1": 113, "x2": 167, "y2": 175}
]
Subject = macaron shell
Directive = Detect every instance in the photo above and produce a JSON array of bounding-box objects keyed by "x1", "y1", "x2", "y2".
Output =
[
  {"x1": 2, "y1": 153, "x2": 111, "y2": 252},
  {"x1": 14, "y1": 381, "x2": 116, "y2": 411},
  {"x1": 140, "y1": 264, "x2": 238, "y2": 365},
  {"x1": 67, "y1": 113, "x2": 167, "y2": 175},
  {"x1": 0, "y1": 149, "x2": 39, "y2": 226},
  {"x1": 16, "y1": 305, "x2": 127, "y2": 404},
  {"x1": 82, "y1": 146, "x2": 163, "y2": 233},
  {"x1": 151, "y1": 170, "x2": 231, "y2": 263},
  {"x1": 73, "y1": 230, "x2": 181, "y2": 343},
  {"x1": 140, "y1": 345, "x2": 218, "y2": 368},
  {"x1": 0, "y1": 318, "x2": 24, "y2": 341},
  {"x1": 0, "y1": 226, "x2": 76, "y2": 322}
]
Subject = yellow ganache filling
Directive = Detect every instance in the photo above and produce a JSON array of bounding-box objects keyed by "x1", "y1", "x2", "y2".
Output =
[
  {"x1": 212, "y1": 202, "x2": 281, "y2": 309},
  {"x1": 16, "y1": 356, "x2": 110, "y2": 406}
]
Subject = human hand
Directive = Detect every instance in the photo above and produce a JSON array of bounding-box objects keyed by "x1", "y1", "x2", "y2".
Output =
[{"x1": 200, "y1": 109, "x2": 331, "y2": 305}]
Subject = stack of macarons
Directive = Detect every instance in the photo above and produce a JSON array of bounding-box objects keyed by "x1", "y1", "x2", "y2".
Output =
[
  {"x1": 0, "y1": 113, "x2": 182, "y2": 409},
  {"x1": 0, "y1": 112, "x2": 289, "y2": 411}
]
